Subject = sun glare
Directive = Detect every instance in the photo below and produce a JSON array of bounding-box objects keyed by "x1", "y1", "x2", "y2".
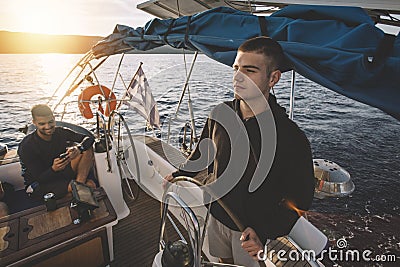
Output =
[
  {"x1": 8, "y1": 0, "x2": 80, "y2": 35},
  {"x1": 38, "y1": 54, "x2": 81, "y2": 95}
]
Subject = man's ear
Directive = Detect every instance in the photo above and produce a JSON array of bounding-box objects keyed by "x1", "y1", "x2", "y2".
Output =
[{"x1": 269, "y1": 70, "x2": 281, "y2": 87}]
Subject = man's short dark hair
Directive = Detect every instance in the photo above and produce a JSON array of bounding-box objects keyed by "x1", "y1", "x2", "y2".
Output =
[
  {"x1": 31, "y1": 104, "x2": 53, "y2": 118},
  {"x1": 238, "y1": 37, "x2": 289, "y2": 73}
]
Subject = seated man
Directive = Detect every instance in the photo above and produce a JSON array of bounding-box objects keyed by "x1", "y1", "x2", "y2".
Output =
[{"x1": 18, "y1": 104, "x2": 96, "y2": 200}]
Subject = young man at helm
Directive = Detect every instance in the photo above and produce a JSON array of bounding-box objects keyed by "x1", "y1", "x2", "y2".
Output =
[{"x1": 165, "y1": 37, "x2": 315, "y2": 266}]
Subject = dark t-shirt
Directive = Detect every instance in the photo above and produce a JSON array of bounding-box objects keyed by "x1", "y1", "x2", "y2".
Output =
[{"x1": 17, "y1": 127, "x2": 90, "y2": 198}]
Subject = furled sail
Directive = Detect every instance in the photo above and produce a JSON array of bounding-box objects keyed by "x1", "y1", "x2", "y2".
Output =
[{"x1": 92, "y1": 5, "x2": 400, "y2": 120}]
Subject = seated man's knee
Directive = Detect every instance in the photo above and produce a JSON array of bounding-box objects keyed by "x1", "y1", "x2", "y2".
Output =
[
  {"x1": 71, "y1": 149, "x2": 94, "y2": 172},
  {"x1": 84, "y1": 147, "x2": 94, "y2": 160},
  {"x1": 70, "y1": 154, "x2": 82, "y2": 173}
]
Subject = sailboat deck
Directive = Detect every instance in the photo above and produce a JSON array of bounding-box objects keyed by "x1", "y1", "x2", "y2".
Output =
[
  {"x1": 111, "y1": 136, "x2": 312, "y2": 267},
  {"x1": 110, "y1": 187, "x2": 169, "y2": 266}
]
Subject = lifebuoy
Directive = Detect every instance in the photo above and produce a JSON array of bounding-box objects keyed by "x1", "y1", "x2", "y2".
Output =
[{"x1": 78, "y1": 85, "x2": 117, "y2": 119}]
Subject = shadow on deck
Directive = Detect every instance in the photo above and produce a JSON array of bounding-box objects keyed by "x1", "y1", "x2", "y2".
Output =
[
  {"x1": 111, "y1": 188, "x2": 171, "y2": 266},
  {"x1": 111, "y1": 136, "x2": 186, "y2": 266}
]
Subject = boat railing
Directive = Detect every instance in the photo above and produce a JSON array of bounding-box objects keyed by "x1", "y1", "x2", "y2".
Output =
[
  {"x1": 54, "y1": 100, "x2": 143, "y2": 182},
  {"x1": 57, "y1": 99, "x2": 128, "y2": 122},
  {"x1": 50, "y1": 53, "x2": 109, "y2": 111},
  {"x1": 95, "y1": 110, "x2": 113, "y2": 172},
  {"x1": 166, "y1": 51, "x2": 199, "y2": 147}
]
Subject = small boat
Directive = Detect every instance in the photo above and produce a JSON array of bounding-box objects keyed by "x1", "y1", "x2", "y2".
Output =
[{"x1": 1, "y1": 1, "x2": 399, "y2": 266}]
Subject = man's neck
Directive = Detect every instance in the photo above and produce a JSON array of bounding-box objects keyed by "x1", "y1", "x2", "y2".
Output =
[
  {"x1": 239, "y1": 94, "x2": 270, "y2": 120},
  {"x1": 36, "y1": 131, "x2": 52, "y2": 142}
]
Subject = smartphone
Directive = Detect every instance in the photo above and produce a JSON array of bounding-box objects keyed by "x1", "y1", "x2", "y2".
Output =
[{"x1": 59, "y1": 152, "x2": 69, "y2": 159}]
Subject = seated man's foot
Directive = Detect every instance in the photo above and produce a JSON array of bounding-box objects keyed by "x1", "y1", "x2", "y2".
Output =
[
  {"x1": 85, "y1": 179, "x2": 96, "y2": 189},
  {"x1": 67, "y1": 179, "x2": 96, "y2": 193}
]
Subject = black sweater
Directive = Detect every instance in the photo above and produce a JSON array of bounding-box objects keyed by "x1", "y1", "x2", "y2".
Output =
[{"x1": 173, "y1": 95, "x2": 315, "y2": 243}]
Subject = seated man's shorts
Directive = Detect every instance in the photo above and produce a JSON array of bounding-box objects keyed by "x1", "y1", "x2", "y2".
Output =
[{"x1": 29, "y1": 166, "x2": 97, "y2": 200}]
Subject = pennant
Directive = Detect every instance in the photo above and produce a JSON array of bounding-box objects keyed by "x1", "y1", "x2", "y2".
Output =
[{"x1": 124, "y1": 65, "x2": 160, "y2": 128}]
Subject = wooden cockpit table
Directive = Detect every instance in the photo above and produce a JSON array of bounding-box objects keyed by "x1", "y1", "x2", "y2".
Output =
[{"x1": 0, "y1": 187, "x2": 117, "y2": 267}]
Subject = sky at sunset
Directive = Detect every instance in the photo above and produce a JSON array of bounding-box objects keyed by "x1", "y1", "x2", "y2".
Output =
[
  {"x1": 0, "y1": 0, "x2": 154, "y2": 36},
  {"x1": 0, "y1": 0, "x2": 398, "y2": 37}
]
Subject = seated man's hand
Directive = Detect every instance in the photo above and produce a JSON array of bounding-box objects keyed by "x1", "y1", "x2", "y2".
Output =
[
  {"x1": 240, "y1": 227, "x2": 264, "y2": 261},
  {"x1": 52, "y1": 156, "x2": 70, "y2": 172},
  {"x1": 67, "y1": 146, "x2": 80, "y2": 160}
]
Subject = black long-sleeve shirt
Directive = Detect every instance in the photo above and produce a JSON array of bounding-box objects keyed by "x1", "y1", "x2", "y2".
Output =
[
  {"x1": 173, "y1": 95, "x2": 315, "y2": 243},
  {"x1": 17, "y1": 127, "x2": 94, "y2": 198}
]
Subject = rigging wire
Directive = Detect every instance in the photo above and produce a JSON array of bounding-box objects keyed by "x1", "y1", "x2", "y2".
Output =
[
  {"x1": 170, "y1": 0, "x2": 198, "y2": 147},
  {"x1": 247, "y1": 0, "x2": 253, "y2": 14}
]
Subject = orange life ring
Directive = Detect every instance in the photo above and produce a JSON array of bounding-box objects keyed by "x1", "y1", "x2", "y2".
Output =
[{"x1": 78, "y1": 85, "x2": 117, "y2": 119}]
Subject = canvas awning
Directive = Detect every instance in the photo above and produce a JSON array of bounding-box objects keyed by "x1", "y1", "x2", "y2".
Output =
[{"x1": 92, "y1": 5, "x2": 400, "y2": 120}]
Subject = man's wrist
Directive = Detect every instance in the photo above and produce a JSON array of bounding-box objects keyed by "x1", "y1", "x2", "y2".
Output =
[{"x1": 77, "y1": 144, "x2": 85, "y2": 153}]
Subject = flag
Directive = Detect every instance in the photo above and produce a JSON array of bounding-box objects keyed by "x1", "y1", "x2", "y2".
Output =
[{"x1": 123, "y1": 65, "x2": 160, "y2": 128}]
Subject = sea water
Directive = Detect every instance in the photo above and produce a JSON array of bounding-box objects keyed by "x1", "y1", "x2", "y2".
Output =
[{"x1": 0, "y1": 53, "x2": 399, "y2": 265}]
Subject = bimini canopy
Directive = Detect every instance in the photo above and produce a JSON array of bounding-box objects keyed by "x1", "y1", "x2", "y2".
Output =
[{"x1": 92, "y1": 5, "x2": 400, "y2": 120}]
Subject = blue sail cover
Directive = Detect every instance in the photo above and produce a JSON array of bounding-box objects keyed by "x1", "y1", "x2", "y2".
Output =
[{"x1": 92, "y1": 5, "x2": 400, "y2": 120}]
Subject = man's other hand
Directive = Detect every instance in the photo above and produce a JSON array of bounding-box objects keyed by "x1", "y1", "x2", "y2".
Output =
[
  {"x1": 163, "y1": 173, "x2": 174, "y2": 188},
  {"x1": 52, "y1": 156, "x2": 70, "y2": 172},
  {"x1": 240, "y1": 227, "x2": 263, "y2": 261},
  {"x1": 67, "y1": 146, "x2": 80, "y2": 160}
]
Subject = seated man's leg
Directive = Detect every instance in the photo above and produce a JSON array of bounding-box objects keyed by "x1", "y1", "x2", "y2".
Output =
[{"x1": 70, "y1": 147, "x2": 95, "y2": 188}]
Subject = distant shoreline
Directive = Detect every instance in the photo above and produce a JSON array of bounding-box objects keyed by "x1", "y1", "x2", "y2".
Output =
[
  {"x1": 0, "y1": 31, "x2": 102, "y2": 54},
  {"x1": 0, "y1": 31, "x2": 193, "y2": 54}
]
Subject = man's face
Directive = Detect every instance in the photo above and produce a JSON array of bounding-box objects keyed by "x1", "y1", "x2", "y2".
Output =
[
  {"x1": 33, "y1": 115, "x2": 56, "y2": 138},
  {"x1": 232, "y1": 51, "x2": 270, "y2": 101}
]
